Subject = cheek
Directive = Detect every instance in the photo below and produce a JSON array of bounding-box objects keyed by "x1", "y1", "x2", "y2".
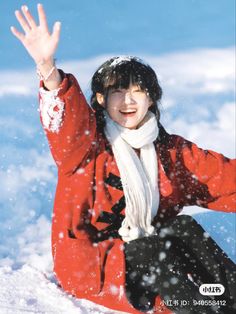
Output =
[
  {"x1": 106, "y1": 99, "x2": 121, "y2": 113},
  {"x1": 107, "y1": 105, "x2": 119, "y2": 115},
  {"x1": 106, "y1": 104, "x2": 121, "y2": 121},
  {"x1": 140, "y1": 101, "x2": 151, "y2": 113}
]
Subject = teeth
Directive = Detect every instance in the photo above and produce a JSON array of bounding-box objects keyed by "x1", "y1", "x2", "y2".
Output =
[{"x1": 121, "y1": 110, "x2": 136, "y2": 113}]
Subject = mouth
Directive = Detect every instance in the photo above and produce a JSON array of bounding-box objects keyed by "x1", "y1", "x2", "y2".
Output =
[{"x1": 119, "y1": 109, "x2": 137, "y2": 116}]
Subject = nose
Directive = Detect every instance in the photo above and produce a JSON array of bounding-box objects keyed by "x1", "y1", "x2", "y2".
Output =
[{"x1": 124, "y1": 91, "x2": 135, "y2": 104}]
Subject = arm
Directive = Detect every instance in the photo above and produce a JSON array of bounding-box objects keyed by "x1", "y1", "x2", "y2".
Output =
[
  {"x1": 11, "y1": 6, "x2": 102, "y2": 294},
  {"x1": 175, "y1": 137, "x2": 236, "y2": 212},
  {"x1": 11, "y1": 4, "x2": 96, "y2": 173},
  {"x1": 11, "y1": 4, "x2": 61, "y2": 90},
  {"x1": 39, "y1": 71, "x2": 96, "y2": 174}
]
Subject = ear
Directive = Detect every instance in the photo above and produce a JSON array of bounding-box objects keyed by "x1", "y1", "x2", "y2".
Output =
[
  {"x1": 148, "y1": 98, "x2": 153, "y2": 108},
  {"x1": 96, "y1": 93, "x2": 105, "y2": 107}
]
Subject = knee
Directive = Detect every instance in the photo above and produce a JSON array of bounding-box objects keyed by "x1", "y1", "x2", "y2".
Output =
[
  {"x1": 175, "y1": 214, "x2": 195, "y2": 223},
  {"x1": 160, "y1": 214, "x2": 194, "y2": 230},
  {"x1": 160, "y1": 214, "x2": 204, "y2": 239},
  {"x1": 169, "y1": 214, "x2": 198, "y2": 228},
  {"x1": 175, "y1": 215, "x2": 205, "y2": 234}
]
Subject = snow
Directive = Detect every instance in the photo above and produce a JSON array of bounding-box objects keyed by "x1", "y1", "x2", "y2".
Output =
[
  {"x1": 108, "y1": 56, "x2": 149, "y2": 68},
  {"x1": 0, "y1": 216, "x2": 125, "y2": 314},
  {"x1": 0, "y1": 47, "x2": 235, "y2": 313},
  {"x1": 0, "y1": 265, "x2": 123, "y2": 314}
]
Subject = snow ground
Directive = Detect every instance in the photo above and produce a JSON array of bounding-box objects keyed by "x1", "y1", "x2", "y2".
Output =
[
  {"x1": 0, "y1": 217, "x2": 125, "y2": 314},
  {"x1": 0, "y1": 265, "x2": 125, "y2": 314}
]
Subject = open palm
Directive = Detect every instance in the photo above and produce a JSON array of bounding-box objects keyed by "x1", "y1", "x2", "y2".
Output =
[{"x1": 11, "y1": 4, "x2": 61, "y2": 64}]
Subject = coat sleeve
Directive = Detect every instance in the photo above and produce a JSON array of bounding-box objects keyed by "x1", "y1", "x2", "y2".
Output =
[
  {"x1": 39, "y1": 70, "x2": 96, "y2": 175},
  {"x1": 174, "y1": 136, "x2": 236, "y2": 212},
  {"x1": 39, "y1": 72, "x2": 104, "y2": 295}
]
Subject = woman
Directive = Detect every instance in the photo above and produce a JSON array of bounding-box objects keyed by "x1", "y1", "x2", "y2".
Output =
[{"x1": 11, "y1": 4, "x2": 235, "y2": 313}]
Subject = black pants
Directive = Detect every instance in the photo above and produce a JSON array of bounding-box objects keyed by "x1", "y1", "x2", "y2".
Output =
[{"x1": 124, "y1": 215, "x2": 236, "y2": 314}]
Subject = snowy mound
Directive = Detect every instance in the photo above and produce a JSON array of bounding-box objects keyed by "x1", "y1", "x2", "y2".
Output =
[{"x1": 0, "y1": 265, "x2": 125, "y2": 314}]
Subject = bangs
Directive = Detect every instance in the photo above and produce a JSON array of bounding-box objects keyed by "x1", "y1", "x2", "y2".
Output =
[{"x1": 103, "y1": 61, "x2": 150, "y2": 92}]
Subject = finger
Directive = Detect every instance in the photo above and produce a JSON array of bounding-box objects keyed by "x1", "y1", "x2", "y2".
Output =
[
  {"x1": 15, "y1": 9, "x2": 31, "y2": 33},
  {"x1": 37, "y1": 3, "x2": 49, "y2": 32},
  {"x1": 10, "y1": 26, "x2": 25, "y2": 42},
  {"x1": 21, "y1": 5, "x2": 37, "y2": 29},
  {"x1": 52, "y1": 21, "x2": 61, "y2": 44}
]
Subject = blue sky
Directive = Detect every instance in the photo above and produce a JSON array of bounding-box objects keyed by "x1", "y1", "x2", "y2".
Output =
[
  {"x1": 0, "y1": 0, "x2": 235, "y2": 68},
  {"x1": 0, "y1": 1, "x2": 235, "y2": 266}
]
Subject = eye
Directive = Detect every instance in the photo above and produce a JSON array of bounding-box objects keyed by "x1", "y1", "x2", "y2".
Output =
[
  {"x1": 111, "y1": 89, "x2": 123, "y2": 94},
  {"x1": 131, "y1": 85, "x2": 144, "y2": 93},
  {"x1": 133, "y1": 89, "x2": 145, "y2": 94}
]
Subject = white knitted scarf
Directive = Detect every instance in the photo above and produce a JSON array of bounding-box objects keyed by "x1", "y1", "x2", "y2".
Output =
[{"x1": 104, "y1": 111, "x2": 159, "y2": 242}]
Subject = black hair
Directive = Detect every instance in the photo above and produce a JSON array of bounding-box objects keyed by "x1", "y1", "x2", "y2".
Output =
[{"x1": 90, "y1": 56, "x2": 162, "y2": 130}]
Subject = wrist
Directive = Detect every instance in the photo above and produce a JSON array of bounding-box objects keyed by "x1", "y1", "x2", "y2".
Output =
[
  {"x1": 36, "y1": 57, "x2": 55, "y2": 72},
  {"x1": 36, "y1": 57, "x2": 55, "y2": 67},
  {"x1": 36, "y1": 58, "x2": 57, "y2": 82}
]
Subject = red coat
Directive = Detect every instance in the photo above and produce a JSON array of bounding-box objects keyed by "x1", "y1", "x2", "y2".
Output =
[{"x1": 39, "y1": 72, "x2": 236, "y2": 314}]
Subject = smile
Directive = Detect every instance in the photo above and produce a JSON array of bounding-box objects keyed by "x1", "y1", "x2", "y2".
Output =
[{"x1": 119, "y1": 109, "x2": 137, "y2": 115}]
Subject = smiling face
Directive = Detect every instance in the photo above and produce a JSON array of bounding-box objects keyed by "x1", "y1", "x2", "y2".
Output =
[
  {"x1": 91, "y1": 57, "x2": 162, "y2": 130},
  {"x1": 97, "y1": 85, "x2": 152, "y2": 129}
]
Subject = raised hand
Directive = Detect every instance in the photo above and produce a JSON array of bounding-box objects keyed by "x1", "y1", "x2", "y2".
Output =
[
  {"x1": 11, "y1": 3, "x2": 61, "y2": 65},
  {"x1": 11, "y1": 3, "x2": 62, "y2": 89}
]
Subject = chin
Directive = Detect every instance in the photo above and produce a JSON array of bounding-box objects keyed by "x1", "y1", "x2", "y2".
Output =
[
  {"x1": 116, "y1": 118, "x2": 140, "y2": 129},
  {"x1": 123, "y1": 124, "x2": 138, "y2": 130}
]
